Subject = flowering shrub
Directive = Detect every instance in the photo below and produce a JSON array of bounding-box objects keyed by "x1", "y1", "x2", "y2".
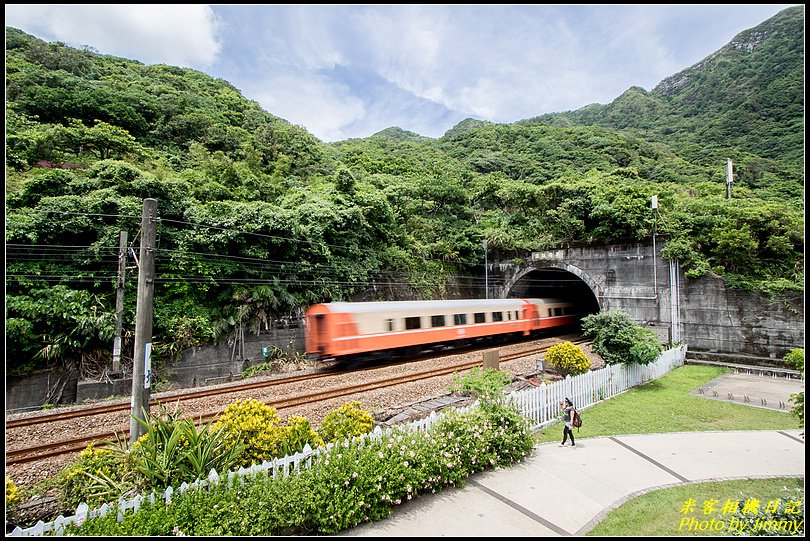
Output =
[
  {"x1": 318, "y1": 401, "x2": 374, "y2": 443},
  {"x1": 544, "y1": 341, "x2": 591, "y2": 377},
  {"x1": 66, "y1": 397, "x2": 534, "y2": 536},
  {"x1": 213, "y1": 398, "x2": 286, "y2": 466},
  {"x1": 56, "y1": 443, "x2": 136, "y2": 509},
  {"x1": 6, "y1": 475, "x2": 21, "y2": 507}
]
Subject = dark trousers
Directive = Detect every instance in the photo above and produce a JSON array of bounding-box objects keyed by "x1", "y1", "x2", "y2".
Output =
[{"x1": 562, "y1": 425, "x2": 575, "y2": 445}]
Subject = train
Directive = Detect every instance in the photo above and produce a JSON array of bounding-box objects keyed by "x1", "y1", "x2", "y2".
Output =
[{"x1": 304, "y1": 298, "x2": 580, "y2": 363}]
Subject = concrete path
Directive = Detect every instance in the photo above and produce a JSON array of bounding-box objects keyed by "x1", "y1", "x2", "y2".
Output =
[
  {"x1": 690, "y1": 372, "x2": 804, "y2": 411},
  {"x1": 340, "y1": 430, "x2": 805, "y2": 537}
]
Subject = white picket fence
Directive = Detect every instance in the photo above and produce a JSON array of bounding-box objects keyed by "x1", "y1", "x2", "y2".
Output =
[
  {"x1": 10, "y1": 346, "x2": 686, "y2": 536},
  {"x1": 508, "y1": 345, "x2": 687, "y2": 428}
]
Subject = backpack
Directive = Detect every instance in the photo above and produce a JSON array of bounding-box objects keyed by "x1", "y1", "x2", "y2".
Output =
[{"x1": 572, "y1": 409, "x2": 582, "y2": 430}]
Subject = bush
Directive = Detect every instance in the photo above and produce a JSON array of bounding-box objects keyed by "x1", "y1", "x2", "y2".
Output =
[
  {"x1": 278, "y1": 415, "x2": 324, "y2": 457},
  {"x1": 65, "y1": 398, "x2": 534, "y2": 536},
  {"x1": 581, "y1": 310, "x2": 663, "y2": 365},
  {"x1": 56, "y1": 443, "x2": 136, "y2": 509},
  {"x1": 318, "y1": 401, "x2": 374, "y2": 443},
  {"x1": 789, "y1": 391, "x2": 804, "y2": 430},
  {"x1": 544, "y1": 341, "x2": 591, "y2": 377},
  {"x1": 6, "y1": 475, "x2": 21, "y2": 507},
  {"x1": 448, "y1": 366, "x2": 512, "y2": 398},
  {"x1": 213, "y1": 398, "x2": 286, "y2": 466},
  {"x1": 784, "y1": 348, "x2": 804, "y2": 372}
]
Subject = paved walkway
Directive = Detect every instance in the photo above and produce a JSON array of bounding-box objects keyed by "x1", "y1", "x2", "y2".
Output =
[
  {"x1": 340, "y1": 430, "x2": 805, "y2": 537},
  {"x1": 690, "y1": 373, "x2": 804, "y2": 411}
]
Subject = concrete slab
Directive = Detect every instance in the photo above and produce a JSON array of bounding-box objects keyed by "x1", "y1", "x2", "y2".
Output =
[
  {"x1": 473, "y1": 438, "x2": 683, "y2": 534},
  {"x1": 691, "y1": 373, "x2": 804, "y2": 411},
  {"x1": 340, "y1": 483, "x2": 560, "y2": 537}
]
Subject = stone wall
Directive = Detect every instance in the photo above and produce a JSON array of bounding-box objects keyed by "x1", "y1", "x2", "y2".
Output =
[{"x1": 680, "y1": 274, "x2": 803, "y2": 358}]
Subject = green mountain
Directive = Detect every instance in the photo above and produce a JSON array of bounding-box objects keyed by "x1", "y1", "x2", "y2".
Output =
[
  {"x1": 522, "y1": 5, "x2": 804, "y2": 171},
  {"x1": 4, "y1": 8, "x2": 804, "y2": 374}
]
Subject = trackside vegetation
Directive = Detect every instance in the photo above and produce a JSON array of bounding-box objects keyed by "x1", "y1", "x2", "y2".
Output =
[{"x1": 57, "y1": 399, "x2": 534, "y2": 535}]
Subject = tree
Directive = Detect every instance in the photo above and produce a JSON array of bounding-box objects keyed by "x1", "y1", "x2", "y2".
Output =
[{"x1": 581, "y1": 310, "x2": 663, "y2": 365}]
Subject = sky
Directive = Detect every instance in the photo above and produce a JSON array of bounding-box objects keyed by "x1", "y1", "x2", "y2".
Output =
[{"x1": 4, "y1": 4, "x2": 799, "y2": 142}]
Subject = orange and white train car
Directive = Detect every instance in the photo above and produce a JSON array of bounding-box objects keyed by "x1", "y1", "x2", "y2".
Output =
[{"x1": 305, "y1": 298, "x2": 578, "y2": 362}]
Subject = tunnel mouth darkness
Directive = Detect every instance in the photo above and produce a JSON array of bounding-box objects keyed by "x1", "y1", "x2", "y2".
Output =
[{"x1": 507, "y1": 267, "x2": 601, "y2": 318}]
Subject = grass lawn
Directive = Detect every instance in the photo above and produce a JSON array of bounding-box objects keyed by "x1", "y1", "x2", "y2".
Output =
[
  {"x1": 586, "y1": 477, "x2": 804, "y2": 536},
  {"x1": 534, "y1": 365, "x2": 802, "y2": 444}
]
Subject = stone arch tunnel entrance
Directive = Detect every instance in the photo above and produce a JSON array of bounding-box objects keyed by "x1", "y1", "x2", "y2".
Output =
[{"x1": 506, "y1": 266, "x2": 601, "y2": 319}]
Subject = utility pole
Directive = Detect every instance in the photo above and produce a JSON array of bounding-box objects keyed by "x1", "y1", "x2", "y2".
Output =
[
  {"x1": 483, "y1": 239, "x2": 489, "y2": 299},
  {"x1": 130, "y1": 198, "x2": 157, "y2": 441},
  {"x1": 112, "y1": 231, "x2": 128, "y2": 374},
  {"x1": 725, "y1": 158, "x2": 734, "y2": 199},
  {"x1": 651, "y1": 195, "x2": 658, "y2": 297}
]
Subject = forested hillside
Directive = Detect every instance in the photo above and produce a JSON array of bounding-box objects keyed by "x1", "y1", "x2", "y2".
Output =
[
  {"x1": 5, "y1": 6, "x2": 804, "y2": 376},
  {"x1": 524, "y1": 6, "x2": 804, "y2": 174}
]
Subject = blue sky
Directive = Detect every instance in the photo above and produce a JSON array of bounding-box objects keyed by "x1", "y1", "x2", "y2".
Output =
[{"x1": 4, "y1": 4, "x2": 798, "y2": 142}]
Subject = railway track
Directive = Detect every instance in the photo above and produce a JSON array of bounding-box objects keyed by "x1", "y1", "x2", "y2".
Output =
[{"x1": 6, "y1": 336, "x2": 587, "y2": 466}]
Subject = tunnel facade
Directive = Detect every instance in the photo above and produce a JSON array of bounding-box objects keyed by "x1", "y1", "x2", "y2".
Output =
[{"x1": 487, "y1": 241, "x2": 804, "y2": 358}]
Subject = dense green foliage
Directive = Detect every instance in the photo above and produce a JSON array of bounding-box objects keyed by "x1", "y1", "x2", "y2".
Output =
[
  {"x1": 526, "y1": 7, "x2": 804, "y2": 170},
  {"x1": 448, "y1": 366, "x2": 513, "y2": 398},
  {"x1": 580, "y1": 310, "x2": 664, "y2": 365},
  {"x1": 4, "y1": 7, "x2": 803, "y2": 375}
]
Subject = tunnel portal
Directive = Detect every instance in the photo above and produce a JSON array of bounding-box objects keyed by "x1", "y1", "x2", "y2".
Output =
[{"x1": 506, "y1": 266, "x2": 601, "y2": 319}]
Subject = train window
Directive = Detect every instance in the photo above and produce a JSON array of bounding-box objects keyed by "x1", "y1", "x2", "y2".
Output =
[
  {"x1": 515, "y1": 310, "x2": 520, "y2": 319},
  {"x1": 554, "y1": 307, "x2": 563, "y2": 316},
  {"x1": 454, "y1": 314, "x2": 467, "y2": 325},
  {"x1": 548, "y1": 308, "x2": 553, "y2": 317},
  {"x1": 507, "y1": 311, "x2": 512, "y2": 321},
  {"x1": 431, "y1": 315, "x2": 446, "y2": 327},
  {"x1": 405, "y1": 316, "x2": 421, "y2": 330},
  {"x1": 386, "y1": 318, "x2": 395, "y2": 331},
  {"x1": 492, "y1": 311, "x2": 503, "y2": 322},
  {"x1": 474, "y1": 312, "x2": 486, "y2": 324}
]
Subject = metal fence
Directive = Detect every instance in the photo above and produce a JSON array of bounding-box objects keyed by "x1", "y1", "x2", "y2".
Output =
[{"x1": 10, "y1": 346, "x2": 687, "y2": 536}]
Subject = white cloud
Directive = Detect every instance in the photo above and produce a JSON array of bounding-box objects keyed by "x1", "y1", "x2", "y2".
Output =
[
  {"x1": 246, "y1": 70, "x2": 366, "y2": 143},
  {"x1": 4, "y1": 4, "x2": 222, "y2": 68}
]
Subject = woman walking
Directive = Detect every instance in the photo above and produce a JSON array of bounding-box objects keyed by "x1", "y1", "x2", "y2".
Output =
[{"x1": 560, "y1": 398, "x2": 576, "y2": 447}]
